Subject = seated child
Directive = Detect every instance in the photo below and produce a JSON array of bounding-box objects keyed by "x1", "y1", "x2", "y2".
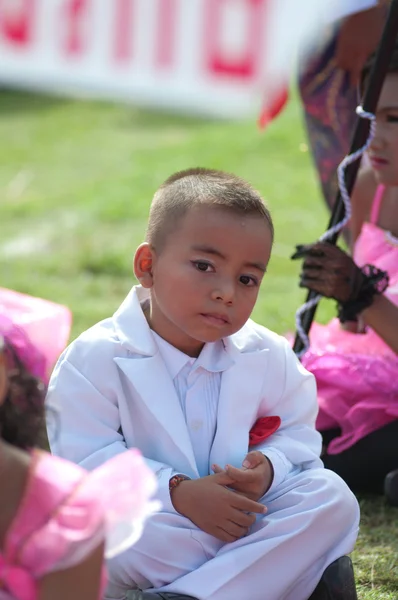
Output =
[
  {"x1": 292, "y1": 41, "x2": 398, "y2": 504},
  {"x1": 46, "y1": 168, "x2": 360, "y2": 600},
  {"x1": 0, "y1": 316, "x2": 158, "y2": 600}
]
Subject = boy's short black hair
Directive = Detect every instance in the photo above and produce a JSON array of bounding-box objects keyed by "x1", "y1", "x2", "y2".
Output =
[{"x1": 146, "y1": 167, "x2": 274, "y2": 251}]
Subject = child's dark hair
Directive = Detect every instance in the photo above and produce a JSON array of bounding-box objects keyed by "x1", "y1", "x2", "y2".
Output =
[
  {"x1": 361, "y1": 38, "x2": 398, "y2": 92},
  {"x1": 0, "y1": 341, "x2": 46, "y2": 450},
  {"x1": 146, "y1": 167, "x2": 274, "y2": 252}
]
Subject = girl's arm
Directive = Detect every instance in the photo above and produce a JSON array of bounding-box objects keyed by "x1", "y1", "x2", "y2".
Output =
[
  {"x1": 342, "y1": 168, "x2": 377, "y2": 332},
  {"x1": 350, "y1": 167, "x2": 377, "y2": 247},
  {"x1": 362, "y1": 294, "x2": 398, "y2": 354},
  {"x1": 293, "y1": 242, "x2": 398, "y2": 354},
  {"x1": 348, "y1": 168, "x2": 398, "y2": 347},
  {"x1": 38, "y1": 542, "x2": 105, "y2": 600}
]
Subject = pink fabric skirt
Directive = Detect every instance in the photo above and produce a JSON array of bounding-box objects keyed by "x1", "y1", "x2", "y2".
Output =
[{"x1": 301, "y1": 319, "x2": 398, "y2": 454}]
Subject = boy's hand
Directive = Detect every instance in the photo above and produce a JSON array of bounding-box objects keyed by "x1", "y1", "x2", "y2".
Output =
[
  {"x1": 171, "y1": 472, "x2": 266, "y2": 543},
  {"x1": 212, "y1": 451, "x2": 273, "y2": 501}
]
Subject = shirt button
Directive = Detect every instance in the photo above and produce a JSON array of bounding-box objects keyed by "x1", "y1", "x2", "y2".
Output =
[{"x1": 191, "y1": 420, "x2": 202, "y2": 431}]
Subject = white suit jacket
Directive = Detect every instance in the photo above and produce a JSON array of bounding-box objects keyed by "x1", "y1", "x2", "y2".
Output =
[{"x1": 47, "y1": 286, "x2": 322, "y2": 512}]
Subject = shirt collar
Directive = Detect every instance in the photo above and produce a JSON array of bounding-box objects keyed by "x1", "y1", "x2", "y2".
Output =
[{"x1": 151, "y1": 331, "x2": 234, "y2": 380}]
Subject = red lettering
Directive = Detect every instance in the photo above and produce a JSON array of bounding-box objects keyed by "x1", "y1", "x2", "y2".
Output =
[
  {"x1": 0, "y1": 0, "x2": 35, "y2": 47},
  {"x1": 155, "y1": 0, "x2": 177, "y2": 69},
  {"x1": 64, "y1": 0, "x2": 89, "y2": 56},
  {"x1": 114, "y1": 0, "x2": 134, "y2": 63},
  {"x1": 204, "y1": 0, "x2": 267, "y2": 81}
]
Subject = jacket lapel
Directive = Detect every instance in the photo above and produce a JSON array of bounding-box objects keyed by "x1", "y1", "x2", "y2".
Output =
[
  {"x1": 115, "y1": 354, "x2": 198, "y2": 476},
  {"x1": 113, "y1": 286, "x2": 198, "y2": 476},
  {"x1": 209, "y1": 337, "x2": 269, "y2": 470}
]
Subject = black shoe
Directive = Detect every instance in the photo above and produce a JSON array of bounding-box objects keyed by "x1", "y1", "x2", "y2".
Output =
[
  {"x1": 308, "y1": 556, "x2": 357, "y2": 600},
  {"x1": 384, "y1": 469, "x2": 398, "y2": 507},
  {"x1": 125, "y1": 592, "x2": 199, "y2": 600}
]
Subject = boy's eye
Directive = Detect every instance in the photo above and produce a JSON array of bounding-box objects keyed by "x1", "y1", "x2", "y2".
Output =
[
  {"x1": 192, "y1": 261, "x2": 212, "y2": 272},
  {"x1": 240, "y1": 275, "x2": 257, "y2": 286},
  {"x1": 386, "y1": 115, "x2": 398, "y2": 123}
]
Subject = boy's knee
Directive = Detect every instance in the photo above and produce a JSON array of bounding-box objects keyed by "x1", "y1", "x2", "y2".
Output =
[
  {"x1": 316, "y1": 468, "x2": 360, "y2": 531},
  {"x1": 106, "y1": 551, "x2": 150, "y2": 596}
]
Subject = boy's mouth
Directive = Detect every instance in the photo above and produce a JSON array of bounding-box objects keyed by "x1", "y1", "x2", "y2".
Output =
[{"x1": 200, "y1": 313, "x2": 230, "y2": 326}]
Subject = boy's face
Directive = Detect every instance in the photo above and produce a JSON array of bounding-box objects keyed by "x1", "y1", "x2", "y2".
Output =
[
  {"x1": 137, "y1": 205, "x2": 272, "y2": 356},
  {"x1": 368, "y1": 73, "x2": 398, "y2": 186}
]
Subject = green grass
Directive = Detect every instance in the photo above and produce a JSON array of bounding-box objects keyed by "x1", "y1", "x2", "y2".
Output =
[{"x1": 1, "y1": 90, "x2": 397, "y2": 597}]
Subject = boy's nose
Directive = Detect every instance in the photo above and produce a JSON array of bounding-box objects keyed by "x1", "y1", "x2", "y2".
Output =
[{"x1": 211, "y1": 281, "x2": 235, "y2": 304}]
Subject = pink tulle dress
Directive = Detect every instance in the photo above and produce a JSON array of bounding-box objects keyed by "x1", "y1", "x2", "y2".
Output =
[
  {"x1": 301, "y1": 185, "x2": 398, "y2": 454},
  {"x1": 0, "y1": 450, "x2": 159, "y2": 600},
  {"x1": 0, "y1": 288, "x2": 72, "y2": 385}
]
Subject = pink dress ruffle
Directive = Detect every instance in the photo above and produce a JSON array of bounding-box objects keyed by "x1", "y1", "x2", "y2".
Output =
[
  {"x1": 301, "y1": 220, "x2": 398, "y2": 454},
  {"x1": 0, "y1": 288, "x2": 72, "y2": 385},
  {"x1": 0, "y1": 450, "x2": 159, "y2": 600}
]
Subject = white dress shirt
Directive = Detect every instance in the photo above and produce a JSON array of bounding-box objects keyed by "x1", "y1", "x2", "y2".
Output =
[{"x1": 152, "y1": 331, "x2": 234, "y2": 477}]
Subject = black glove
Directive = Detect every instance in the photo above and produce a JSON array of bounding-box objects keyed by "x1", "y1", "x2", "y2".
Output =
[{"x1": 291, "y1": 241, "x2": 389, "y2": 322}]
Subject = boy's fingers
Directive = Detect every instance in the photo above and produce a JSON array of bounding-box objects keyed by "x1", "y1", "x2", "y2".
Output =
[
  {"x1": 215, "y1": 527, "x2": 241, "y2": 544},
  {"x1": 212, "y1": 471, "x2": 235, "y2": 486},
  {"x1": 233, "y1": 494, "x2": 267, "y2": 514},
  {"x1": 211, "y1": 463, "x2": 224, "y2": 474},
  {"x1": 242, "y1": 451, "x2": 264, "y2": 469},
  {"x1": 226, "y1": 465, "x2": 256, "y2": 481},
  {"x1": 230, "y1": 510, "x2": 257, "y2": 527}
]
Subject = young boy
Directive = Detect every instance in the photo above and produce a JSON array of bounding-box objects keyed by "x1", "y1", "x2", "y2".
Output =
[{"x1": 46, "y1": 169, "x2": 360, "y2": 600}]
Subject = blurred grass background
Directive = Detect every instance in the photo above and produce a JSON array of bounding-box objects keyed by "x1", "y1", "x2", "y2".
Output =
[{"x1": 0, "y1": 89, "x2": 397, "y2": 597}]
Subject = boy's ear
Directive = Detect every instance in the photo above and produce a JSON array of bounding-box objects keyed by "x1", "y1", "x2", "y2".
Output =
[{"x1": 134, "y1": 243, "x2": 154, "y2": 288}]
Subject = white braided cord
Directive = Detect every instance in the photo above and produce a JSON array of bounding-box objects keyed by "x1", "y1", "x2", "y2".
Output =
[{"x1": 295, "y1": 106, "x2": 376, "y2": 358}]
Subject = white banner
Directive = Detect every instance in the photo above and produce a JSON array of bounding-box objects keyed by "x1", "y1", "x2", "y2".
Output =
[
  {"x1": 0, "y1": 0, "x2": 376, "y2": 119},
  {"x1": 0, "y1": 0, "x2": 274, "y2": 118}
]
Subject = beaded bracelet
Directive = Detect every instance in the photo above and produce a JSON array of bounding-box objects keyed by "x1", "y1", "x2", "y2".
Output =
[{"x1": 169, "y1": 474, "x2": 190, "y2": 495}]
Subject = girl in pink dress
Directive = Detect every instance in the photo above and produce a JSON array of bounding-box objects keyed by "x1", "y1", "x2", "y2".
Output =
[
  {"x1": 0, "y1": 317, "x2": 159, "y2": 600},
  {"x1": 292, "y1": 44, "x2": 398, "y2": 504}
]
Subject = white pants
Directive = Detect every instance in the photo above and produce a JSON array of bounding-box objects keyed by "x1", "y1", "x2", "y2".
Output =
[{"x1": 105, "y1": 469, "x2": 359, "y2": 600}]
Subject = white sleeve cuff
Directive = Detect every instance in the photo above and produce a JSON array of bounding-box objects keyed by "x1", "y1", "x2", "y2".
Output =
[
  {"x1": 155, "y1": 468, "x2": 190, "y2": 514},
  {"x1": 262, "y1": 449, "x2": 294, "y2": 494}
]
